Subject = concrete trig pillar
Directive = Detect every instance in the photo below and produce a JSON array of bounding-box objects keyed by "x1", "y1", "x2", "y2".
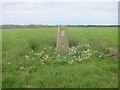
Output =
[{"x1": 56, "y1": 25, "x2": 69, "y2": 51}]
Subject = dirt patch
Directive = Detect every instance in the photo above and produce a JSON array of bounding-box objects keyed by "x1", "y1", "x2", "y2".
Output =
[{"x1": 106, "y1": 47, "x2": 119, "y2": 58}]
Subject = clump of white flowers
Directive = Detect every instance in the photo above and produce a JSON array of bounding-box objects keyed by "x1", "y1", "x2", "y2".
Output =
[
  {"x1": 24, "y1": 43, "x2": 106, "y2": 65},
  {"x1": 67, "y1": 43, "x2": 93, "y2": 63}
]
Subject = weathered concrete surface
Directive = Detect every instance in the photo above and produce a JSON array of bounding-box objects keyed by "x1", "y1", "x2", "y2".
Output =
[{"x1": 56, "y1": 25, "x2": 69, "y2": 51}]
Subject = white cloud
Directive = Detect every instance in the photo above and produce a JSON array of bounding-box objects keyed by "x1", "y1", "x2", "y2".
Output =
[
  {"x1": 2, "y1": 2, "x2": 118, "y2": 25},
  {"x1": 1, "y1": 0, "x2": 119, "y2": 2}
]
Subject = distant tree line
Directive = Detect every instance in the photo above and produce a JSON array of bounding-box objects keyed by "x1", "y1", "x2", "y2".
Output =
[
  {"x1": 1, "y1": 24, "x2": 58, "y2": 29},
  {"x1": 66, "y1": 25, "x2": 119, "y2": 27},
  {"x1": 1, "y1": 24, "x2": 119, "y2": 29}
]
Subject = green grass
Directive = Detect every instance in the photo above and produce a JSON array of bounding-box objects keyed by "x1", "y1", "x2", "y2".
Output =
[{"x1": 2, "y1": 27, "x2": 118, "y2": 88}]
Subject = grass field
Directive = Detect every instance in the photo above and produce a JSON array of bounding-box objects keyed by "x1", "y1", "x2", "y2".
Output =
[{"x1": 2, "y1": 27, "x2": 118, "y2": 88}]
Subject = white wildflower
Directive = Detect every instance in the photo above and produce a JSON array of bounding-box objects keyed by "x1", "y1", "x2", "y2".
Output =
[
  {"x1": 73, "y1": 56, "x2": 76, "y2": 58},
  {"x1": 98, "y1": 55, "x2": 102, "y2": 58},
  {"x1": 68, "y1": 61, "x2": 71, "y2": 64},
  {"x1": 20, "y1": 66, "x2": 24, "y2": 70},
  {"x1": 64, "y1": 56, "x2": 66, "y2": 59},
  {"x1": 58, "y1": 54, "x2": 61, "y2": 57},
  {"x1": 45, "y1": 55, "x2": 49, "y2": 59},
  {"x1": 42, "y1": 63, "x2": 45, "y2": 65},
  {"x1": 7, "y1": 62, "x2": 10, "y2": 65},
  {"x1": 86, "y1": 49, "x2": 90, "y2": 52},
  {"x1": 68, "y1": 60, "x2": 74, "y2": 64},
  {"x1": 57, "y1": 59, "x2": 61, "y2": 62},
  {"x1": 78, "y1": 59, "x2": 82, "y2": 61},
  {"x1": 31, "y1": 50, "x2": 33, "y2": 53},
  {"x1": 41, "y1": 51, "x2": 44, "y2": 54},
  {"x1": 25, "y1": 55, "x2": 29, "y2": 60},
  {"x1": 93, "y1": 50, "x2": 97, "y2": 54}
]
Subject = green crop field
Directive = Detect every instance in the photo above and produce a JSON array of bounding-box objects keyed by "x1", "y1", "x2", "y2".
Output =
[{"x1": 2, "y1": 27, "x2": 118, "y2": 88}]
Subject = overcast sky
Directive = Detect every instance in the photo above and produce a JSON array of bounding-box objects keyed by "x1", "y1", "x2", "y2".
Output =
[{"x1": 1, "y1": 0, "x2": 119, "y2": 25}]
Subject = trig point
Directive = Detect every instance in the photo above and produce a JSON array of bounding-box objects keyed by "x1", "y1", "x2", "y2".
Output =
[{"x1": 56, "y1": 25, "x2": 69, "y2": 51}]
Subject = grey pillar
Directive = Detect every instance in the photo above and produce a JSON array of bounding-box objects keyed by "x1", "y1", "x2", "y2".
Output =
[{"x1": 56, "y1": 25, "x2": 69, "y2": 51}]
